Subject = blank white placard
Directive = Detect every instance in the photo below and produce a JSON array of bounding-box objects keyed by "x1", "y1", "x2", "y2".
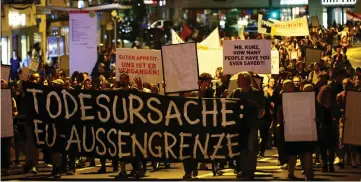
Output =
[
  {"x1": 161, "y1": 43, "x2": 199, "y2": 93},
  {"x1": 282, "y1": 92, "x2": 317, "y2": 142},
  {"x1": 1, "y1": 89, "x2": 14, "y2": 138}
]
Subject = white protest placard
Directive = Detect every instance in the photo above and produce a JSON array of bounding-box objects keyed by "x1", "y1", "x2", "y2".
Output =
[
  {"x1": 223, "y1": 40, "x2": 271, "y2": 74},
  {"x1": 197, "y1": 49, "x2": 223, "y2": 78},
  {"x1": 69, "y1": 11, "x2": 97, "y2": 76},
  {"x1": 272, "y1": 16, "x2": 309, "y2": 37},
  {"x1": 306, "y1": 48, "x2": 322, "y2": 68},
  {"x1": 29, "y1": 59, "x2": 39, "y2": 72},
  {"x1": 161, "y1": 43, "x2": 199, "y2": 93},
  {"x1": 343, "y1": 91, "x2": 361, "y2": 146},
  {"x1": 271, "y1": 50, "x2": 279, "y2": 75},
  {"x1": 116, "y1": 49, "x2": 163, "y2": 84},
  {"x1": 283, "y1": 92, "x2": 317, "y2": 142},
  {"x1": 1, "y1": 65, "x2": 10, "y2": 81},
  {"x1": 1, "y1": 89, "x2": 14, "y2": 138}
]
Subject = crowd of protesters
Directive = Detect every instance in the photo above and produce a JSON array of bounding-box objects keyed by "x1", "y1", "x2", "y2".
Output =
[{"x1": 1, "y1": 22, "x2": 361, "y2": 180}]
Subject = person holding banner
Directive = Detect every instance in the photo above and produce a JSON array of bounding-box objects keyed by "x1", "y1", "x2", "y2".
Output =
[
  {"x1": 229, "y1": 72, "x2": 264, "y2": 180},
  {"x1": 114, "y1": 72, "x2": 145, "y2": 180},
  {"x1": 182, "y1": 73, "x2": 215, "y2": 180},
  {"x1": 277, "y1": 80, "x2": 315, "y2": 180}
]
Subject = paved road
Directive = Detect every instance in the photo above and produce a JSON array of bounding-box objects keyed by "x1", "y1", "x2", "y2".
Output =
[
  {"x1": 347, "y1": 45, "x2": 361, "y2": 69},
  {"x1": 2, "y1": 148, "x2": 361, "y2": 181}
]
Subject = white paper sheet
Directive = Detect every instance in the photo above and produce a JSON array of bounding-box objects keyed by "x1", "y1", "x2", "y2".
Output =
[
  {"x1": 161, "y1": 43, "x2": 199, "y2": 93},
  {"x1": 343, "y1": 91, "x2": 361, "y2": 146},
  {"x1": 283, "y1": 92, "x2": 317, "y2": 142},
  {"x1": 1, "y1": 89, "x2": 14, "y2": 138}
]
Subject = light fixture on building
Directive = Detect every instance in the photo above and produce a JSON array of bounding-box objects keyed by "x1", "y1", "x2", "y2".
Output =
[{"x1": 8, "y1": 11, "x2": 26, "y2": 27}]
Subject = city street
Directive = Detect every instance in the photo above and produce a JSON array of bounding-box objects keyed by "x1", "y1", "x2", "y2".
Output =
[{"x1": 2, "y1": 148, "x2": 361, "y2": 181}]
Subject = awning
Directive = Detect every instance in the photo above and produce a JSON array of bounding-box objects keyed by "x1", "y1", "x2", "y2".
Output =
[
  {"x1": 46, "y1": 4, "x2": 131, "y2": 12},
  {"x1": 346, "y1": 9, "x2": 361, "y2": 21}
]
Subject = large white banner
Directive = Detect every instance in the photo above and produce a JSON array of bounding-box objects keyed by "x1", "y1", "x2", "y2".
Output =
[
  {"x1": 272, "y1": 16, "x2": 309, "y2": 37},
  {"x1": 1, "y1": 89, "x2": 14, "y2": 138},
  {"x1": 116, "y1": 49, "x2": 163, "y2": 84},
  {"x1": 343, "y1": 91, "x2": 361, "y2": 146},
  {"x1": 161, "y1": 43, "x2": 199, "y2": 93},
  {"x1": 271, "y1": 50, "x2": 279, "y2": 75},
  {"x1": 69, "y1": 11, "x2": 97, "y2": 76},
  {"x1": 283, "y1": 92, "x2": 317, "y2": 142},
  {"x1": 197, "y1": 49, "x2": 223, "y2": 78},
  {"x1": 223, "y1": 40, "x2": 271, "y2": 74}
]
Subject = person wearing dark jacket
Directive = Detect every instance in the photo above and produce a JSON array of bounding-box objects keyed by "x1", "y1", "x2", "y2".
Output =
[
  {"x1": 316, "y1": 85, "x2": 340, "y2": 173},
  {"x1": 229, "y1": 72, "x2": 265, "y2": 180},
  {"x1": 277, "y1": 80, "x2": 315, "y2": 180},
  {"x1": 182, "y1": 73, "x2": 215, "y2": 180}
]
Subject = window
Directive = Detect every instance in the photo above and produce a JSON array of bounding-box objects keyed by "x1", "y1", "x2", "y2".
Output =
[
  {"x1": 21, "y1": 35, "x2": 28, "y2": 61},
  {"x1": 1, "y1": 37, "x2": 10, "y2": 65},
  {"x1": 323, "y1": 8, "x2": 328, "y2": 28}
]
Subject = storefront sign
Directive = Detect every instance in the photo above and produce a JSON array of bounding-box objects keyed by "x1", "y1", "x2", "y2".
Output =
[
  {"x1": 8, "y1": 11, "x2": 26, "y2": 27},
  {"x1": 281, "y1": 0, "x2": 308, "y2": 5},
  {"x1": 69, "y1": 11, "x2": 97, "y2": 76},
  {"x1": 2, "y1": 0, "x2": 40, "y2": 4},
  {"x1": 321, "y1": 0, "x2": 357, "y2": 5}
]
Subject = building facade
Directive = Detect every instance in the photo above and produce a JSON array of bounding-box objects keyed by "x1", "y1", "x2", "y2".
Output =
[{"x1": 1, "y1": 0, "x2": 47, "y2": 65}]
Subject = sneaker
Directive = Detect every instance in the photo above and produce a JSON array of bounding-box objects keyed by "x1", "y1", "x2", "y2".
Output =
[
  {"x1": 135, "y1": 169, "x2": 145, "y2": 178},
  {"x1": 31, "y1": 167, "x2": 38, "y2": 174},
  {"x1": 329, "y1": 164, "x2": 335, "y2": 172},
  {"x1": 281, "y1": 163, "x2": 288, "y2": 170},
  {"x1": 97, "y1": 167, "x2": 106, "y2": 174},
  {"x1": 183, "y1": 173, "x2": 192, "y2": 180},
  {"x1": 199, "y1": 163, "x2": 208, "y2": 170},
  {"x1": 53, "y1": 171, "x2": 61, "y2": 179},
  {"x1": 115, "y1": 171, "x2": 128, "y2": 180},
  {"x1": 66, "y1": 169, "x2": 75, "y2": 175},
  {"x1": 14, "y1": 162, "x2": 22, "y2": 168},
  {"x1": 193, "y1": 169, "x2": 198, "y2": 177},
  {"x1": 287, "y1": 174, "x2": 297, "y2": 180}
]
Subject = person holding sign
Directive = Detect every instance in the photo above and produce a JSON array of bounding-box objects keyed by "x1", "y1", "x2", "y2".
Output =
[
  {"x1": 277, "y1": 80, "x2": 315, "y2": 180},
  {"x1": 229, "y1": 72, "x2": 265, "y2": 180},
  {"x1": 316, "y1": 85, "x2": 339, "y2": 173}
]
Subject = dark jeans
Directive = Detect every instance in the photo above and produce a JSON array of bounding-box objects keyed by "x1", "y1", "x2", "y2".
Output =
[
  {"x1": 1, "y1": 138, "x2": 11, "y2": 169},
  {"x1": 274, "y1": 123, "x2": 287, "y2": 164},
  {"x1": 260, "y1": 118, "x2": 272, "y2": 155},
  {"x1": 183, "y1": 159, "x2": 197, "y2": 174},
  {"x1": 100, "y1": 158, "x2": 118, "y2": 169}
]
